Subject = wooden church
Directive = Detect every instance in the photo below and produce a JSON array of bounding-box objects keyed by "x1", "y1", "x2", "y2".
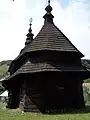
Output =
[{"x1": 2, "y1": 0, "x2": 90, "y2": 113}]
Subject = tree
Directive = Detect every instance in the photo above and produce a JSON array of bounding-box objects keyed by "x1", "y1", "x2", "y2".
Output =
[{"x1": 83, "y1": 86, "x2": 89, "y2": 103}]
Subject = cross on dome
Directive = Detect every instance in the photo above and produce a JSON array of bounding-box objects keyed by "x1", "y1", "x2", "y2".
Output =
[{"x1": 29, "y1": 18, "x2": 33, "y2": 26}]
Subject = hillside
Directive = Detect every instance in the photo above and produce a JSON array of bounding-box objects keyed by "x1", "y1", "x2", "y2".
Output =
[{"x1": 0, "y1": 60, "x2": 12, "y2": 80}]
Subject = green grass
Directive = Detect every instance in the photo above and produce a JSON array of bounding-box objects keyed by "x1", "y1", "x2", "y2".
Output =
[
  {"x1": 0, "y1": 103, "x2": 90, "y2": 120},
  {"x1": 0, "y1": 109, "x2": 90, "y2": 120}
]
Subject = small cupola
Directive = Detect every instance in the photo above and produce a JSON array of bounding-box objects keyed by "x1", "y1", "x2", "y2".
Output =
[{"x1": 25, "y1": 18, "x2": 34, "y2": 45}]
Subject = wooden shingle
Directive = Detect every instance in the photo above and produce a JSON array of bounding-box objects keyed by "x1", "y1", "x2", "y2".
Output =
[
  {"x1": 21, "y1": 22, "x2": 83, "y2": 56},
  {"x1": 8, "y1": 60, "x2": 86, "y2": 78}
]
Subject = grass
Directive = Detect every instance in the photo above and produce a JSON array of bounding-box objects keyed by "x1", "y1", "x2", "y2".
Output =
[{"x1": 0, "y1": 103, "x2": 90, "y2": 120}]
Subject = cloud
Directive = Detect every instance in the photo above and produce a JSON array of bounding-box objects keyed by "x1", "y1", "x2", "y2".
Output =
[
  {"x1": 68, "y1": 0, "x2": 90, "y2": 58},
  {"x1": 0, "y1": 0, "x2": 27, "y2": 60},
  {"x1": 52, "y1": 0, "x2": 90, "y2": 58},
  {"x1": 0, "y1": 0, "x2": 90, "y2": 61}
]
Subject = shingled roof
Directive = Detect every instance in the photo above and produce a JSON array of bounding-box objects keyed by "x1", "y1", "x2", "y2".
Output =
[
  {"x1": 15, "y1": 61, "x2": 86, "y2": 73},
  {"x1": 6, "y1": 60, "x2": 87, "y2": 81},
  {"x1": 8, "y1": 1, "x2": 84, "y2": 74},
  {"x1": 20, "y1": 4, "x2": 83, "y2": 57},
  {"x1": 21, "y1": 22, "x2": 82, "y2": 54},
  {"x1": 12, "y1": 0, "x2": 83, "y2": 60}
]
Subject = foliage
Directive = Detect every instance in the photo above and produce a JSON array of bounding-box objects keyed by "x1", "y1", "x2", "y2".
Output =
[
  {"x1": 0, "y1": 60, "x2": 11, "y2": 66},
  {"x1": 85, "y1": 79, "x2": 90, "y2": 83},
  {"x1": 0, "y1": 87, "x2": 5, "y2": 94},
  {"x1": 0, "y1": 60, "x2": 11, "y2": 80},
  {"x1": 0, "y1": 65, "x2": 9, "y2": 79},
  {"x1": 81, "y1": 59, "x2": 90, "y2": 71},
  {"x1": 83, "y1": 86, "x2": 89, "y2": 103},
  {"x1": 0, "y1": 83, "x2": 5, "y2": 94}
]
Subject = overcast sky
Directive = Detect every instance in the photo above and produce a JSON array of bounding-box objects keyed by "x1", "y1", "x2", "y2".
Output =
[{"x1": 0, "y1": 0, "x2": 90, "y2": 61}]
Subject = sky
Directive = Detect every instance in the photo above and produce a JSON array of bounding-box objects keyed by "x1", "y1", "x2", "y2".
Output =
[{"x1": 0, "y1": 0, "x2": 90, "y2": 61}]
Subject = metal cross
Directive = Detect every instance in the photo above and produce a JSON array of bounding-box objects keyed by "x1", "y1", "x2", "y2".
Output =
[{"x1": 29, "y1": 18, "x2": 33, "y2": 24}]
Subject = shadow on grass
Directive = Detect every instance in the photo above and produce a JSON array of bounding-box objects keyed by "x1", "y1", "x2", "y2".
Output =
[
  {"x1": 43, "y1": 106, "x2": 90, "y2": 115},
  {"x1": 1, "y1": 102, "x2": 90, "y2": 115}
]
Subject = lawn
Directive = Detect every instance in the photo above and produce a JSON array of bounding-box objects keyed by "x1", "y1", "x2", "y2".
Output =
[{"x1": 0, "y1": 103, "x2": 90, "y2": 120}]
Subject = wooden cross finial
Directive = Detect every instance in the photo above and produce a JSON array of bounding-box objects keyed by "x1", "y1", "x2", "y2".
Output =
[{"x1": 48, "y1": 0, "x2": 50, "y2": 5}]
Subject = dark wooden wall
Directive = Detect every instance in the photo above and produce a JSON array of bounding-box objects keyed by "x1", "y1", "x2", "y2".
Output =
[
  {"x1": 5, "y1": 72, "x2": 85, "y2": 113},
  {"x1": 18, "y1": 72, "x2": 85, "y2": 113}
]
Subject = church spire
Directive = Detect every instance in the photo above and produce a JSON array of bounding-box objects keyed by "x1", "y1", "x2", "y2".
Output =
[
  {"x1": 25, "y1": 18, "x2": 34, "y2": 45},
  {"x1": 43, "y1": 0, "x2": 54, "y2": 24}
]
